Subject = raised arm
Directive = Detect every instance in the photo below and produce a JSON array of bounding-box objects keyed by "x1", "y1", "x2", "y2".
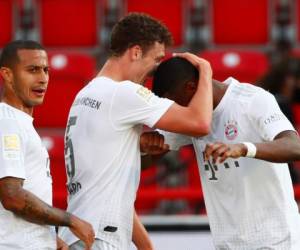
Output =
[
  {"x1": 155, "y1": 53, "x2": 213, "y2": 137},
  {"x1": 0, "y1": 177, "x2": 95, "y2": 250}
]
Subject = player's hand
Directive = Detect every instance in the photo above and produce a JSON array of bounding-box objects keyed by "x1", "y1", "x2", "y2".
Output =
[
  {"x1": 173, "y1": 52, "x2": 212, "y2": 78},
  {"x1": 140, "y1": 131, "x2": 169, "y2": 155},
  {"x1": 56, "y1": 236, "x2": 69, "y2": 250},
  {"x1": 204, "y1": 142, "x2": 247, "y2": 164},
  {"x1": 69, "y1": 215, "x2": 95, "y2": 250}
]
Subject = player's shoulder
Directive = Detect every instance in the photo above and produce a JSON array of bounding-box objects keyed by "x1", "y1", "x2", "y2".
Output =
[
  {"x1": 116, "y1": 80, "x2": 153, "y2": 96},
  {"x1": 0, "y1": 103, "x2": 18, "y2": 120},
  {"x1": 227, "y1": 77, "x2": 273, "y2": 102}
]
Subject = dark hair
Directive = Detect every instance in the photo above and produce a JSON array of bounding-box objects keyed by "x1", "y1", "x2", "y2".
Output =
[
  {"x1": 109, "y1": 13, "x2": 173, "y2": 57},
  {"x1": 0, "y1": 40, "x2": 45, "y2": 68},
  {"x1": 152, "y1": 57, "x2": 199, "y2": 97}
]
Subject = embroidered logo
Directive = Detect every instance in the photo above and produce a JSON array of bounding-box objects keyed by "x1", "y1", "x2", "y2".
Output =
[
  {"x1": 136, "y1": 86, "x2": 153, "y2": 102},
  {"x1": 224, "y1": 120, "x2": 238, "y2": 140}
]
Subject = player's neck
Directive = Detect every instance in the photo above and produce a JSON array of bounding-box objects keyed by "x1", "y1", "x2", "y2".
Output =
[
  {"x1": 1, "y1": 95, "x2": 33, "y2": 116},
  {"x1": 97, "y1": 57, "x2": 130, "y2": 82},
  {"x1": 212, "y1": 80, "x2": 228, "y2": 109}
]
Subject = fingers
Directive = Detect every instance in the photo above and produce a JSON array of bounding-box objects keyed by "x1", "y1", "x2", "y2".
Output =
[
  {"x1": 173, "y1": 52, "x2": 211, "y2": 69},
  {"x1": 204, "y1": 142, "x2": 231, "y2": 164},
  {"x1": 204, "y1": 143, "x2": 245, "y2": 163},
  {"x1": 140, "y1": 131, "x2": 167, "y2": 155}
]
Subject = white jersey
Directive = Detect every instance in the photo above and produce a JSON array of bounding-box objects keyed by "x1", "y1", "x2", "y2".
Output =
[
  {"x1": 59, "y1": 77, "x2": 173, "y2": 249},
  {"x1": 161, "y1": 78, "x2": 300, "y2": 249},
  {"x1": 0, "y1": 103, "x2": 55, "y2": 250}
]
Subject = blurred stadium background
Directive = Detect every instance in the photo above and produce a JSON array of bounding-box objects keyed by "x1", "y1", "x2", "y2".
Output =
[{"x1": 1, "y1": 0, "x2": 300, "y2": 249}]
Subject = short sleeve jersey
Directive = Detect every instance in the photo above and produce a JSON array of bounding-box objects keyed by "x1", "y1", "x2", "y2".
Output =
[
  {"x1": 161, "y1": 78, "x2": 300, "y2": 249},
  {"x1": 0, "y1": 103, "x2": 55, "y2": 249},
  {"x1": 59, "y1": 77, "x2": 173, "y2": 249}
]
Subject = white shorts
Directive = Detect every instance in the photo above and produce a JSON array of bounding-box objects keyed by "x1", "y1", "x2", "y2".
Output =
[{"x1": 69, "y1": 239, "x2": 118, "y2": 250}]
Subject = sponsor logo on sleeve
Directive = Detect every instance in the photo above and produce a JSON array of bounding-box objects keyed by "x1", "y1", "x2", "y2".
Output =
[
  {"x1": 263, "y1": 113, "x2": 285, "y2": 125},
  {"x1": 2, "y1": 134, "x2": 21, "y2": 160}
]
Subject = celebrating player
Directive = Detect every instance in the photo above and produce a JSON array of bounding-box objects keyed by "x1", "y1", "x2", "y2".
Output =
[
  {"x1": 59, "y1": 13, "x2": 213, "y2": 250},
  {"x1": 151, "y1": 57, "x2": 300, "y2": 249}
]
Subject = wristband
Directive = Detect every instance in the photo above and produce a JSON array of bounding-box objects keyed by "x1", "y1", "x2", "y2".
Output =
[{"x1": 242, "y1": 142, "x2": 257, "y2": 158}]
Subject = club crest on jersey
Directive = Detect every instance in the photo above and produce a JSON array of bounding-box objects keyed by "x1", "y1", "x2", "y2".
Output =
[{"x1": 224, "y1": 120, "x2": 238, "y2": 140}]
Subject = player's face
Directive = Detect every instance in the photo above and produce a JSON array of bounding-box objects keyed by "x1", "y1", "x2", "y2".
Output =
[
  {"x1": 11, "y1": 49, "x2": 49, "y2": 107},
  {"x1": 164, "y1": 82, "x2": 196, "y2": 106},
  {"x1": 134, "y1": 42, "x2": 165, "y2": 84}
]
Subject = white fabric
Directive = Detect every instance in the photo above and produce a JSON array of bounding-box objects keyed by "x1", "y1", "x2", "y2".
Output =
[
  {"x1": 0, "y1": 103, "x2": 55, "y2": 249},
  {"x1": 59, "y1": 77, "x2": 173, "y2": 249},
  {"x1": 70, "y1": 239, "x2": 118, "y2": 250},
  {"x1": 161, "y1": 78, "x2": 300, "y2": 249}
]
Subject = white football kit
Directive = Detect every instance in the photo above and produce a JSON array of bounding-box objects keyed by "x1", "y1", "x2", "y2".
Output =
[
  {"x1": 0, "y1": 103, "x2": 56, "y2": 250},
  {"x1": 59, "y1": 77, "x2": 173, "y2": 249},
  {"x1": 161, "y1": 78, "x2": 300, "y2": 249}
]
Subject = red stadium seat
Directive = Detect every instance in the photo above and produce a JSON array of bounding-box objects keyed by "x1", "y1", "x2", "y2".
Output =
[
  {"x1": 0, "y1": 0, "x2": 14, "y2": 47},
  {"x1": 135, "y1": 166, "x2": 160, "y2": 213},
  {"x1": 126, "y1": 0, "x2": 186, "y2": 46},
  {"x1": 136, "y1": 146, "x2": 205, "y2": 215},
  {"x1": 211, "y1": 0, "x2": 270, "y2": 45},
  {"x1": 199, "y1": 50, "x2": 269, "y2": 83},
  {"x1": 36, "y1": 0, "x2": 99, "y2": 47},
  {"x1": 34, "y1": 52, "x2": 96, "y2": 127},
  {"x1": 41, "y1": 134, "x2": 67, "y2": 209}
]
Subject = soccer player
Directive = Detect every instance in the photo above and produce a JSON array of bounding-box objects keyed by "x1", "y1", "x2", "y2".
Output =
[
  {"x1": 151, "y1": 57, "x2": 300, "y2": 249},
  {"x1": 59, "y1": 13, "x2": 213, "y2": 250},
  {"x1": 0, "y1": 40, "x2": 95, "y2": 250}
]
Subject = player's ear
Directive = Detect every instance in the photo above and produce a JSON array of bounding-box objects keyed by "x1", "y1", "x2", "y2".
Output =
[
  {"x1": 129, "y1": 45, "x2": 143, "y2": 61},
  {"x1": 0, "y1": 67, "x2": 13, "y2": 86}
]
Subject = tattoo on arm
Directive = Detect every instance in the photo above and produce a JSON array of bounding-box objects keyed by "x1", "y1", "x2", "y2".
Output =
[{"x1": 0, "y1": 177, "x2": 71, "y2": 227}]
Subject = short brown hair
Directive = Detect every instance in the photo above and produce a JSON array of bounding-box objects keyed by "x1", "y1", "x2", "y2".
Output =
[
  {"x1": 0, "y1": 40, "x2": 45, "y2": 68},
  {"x1": 109, "y1": 12, "x2": 173, "y2": 57}
]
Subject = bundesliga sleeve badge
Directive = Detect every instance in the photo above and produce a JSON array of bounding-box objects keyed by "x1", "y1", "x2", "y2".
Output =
[{"x1": 2, "y1": 134, "x2": 21, "y2": 160}]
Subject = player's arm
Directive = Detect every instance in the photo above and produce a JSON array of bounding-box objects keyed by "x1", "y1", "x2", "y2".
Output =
[
  {"x1": 140, "y1": 130, "x2": 193, "y2": 168},
  {"x1": 0, "y1": 177, "x2": 95, "y2": 249},
  {"x1": 154, "y1": 52, "x2": 213, "y2": 137},
  {"x1": 132, "y1": 209, "x2": 154, "y2": 250},
  {"x1": 205, "y1": 130, "x2": 300, "y2": 164},
  {"x1": 140, "y1": 131, "x2": 170, "y2": 169}
]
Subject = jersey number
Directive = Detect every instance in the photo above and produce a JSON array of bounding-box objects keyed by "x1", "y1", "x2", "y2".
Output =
[{"x1": 65, "y1": 116, "x2": 77, "y2": 182}]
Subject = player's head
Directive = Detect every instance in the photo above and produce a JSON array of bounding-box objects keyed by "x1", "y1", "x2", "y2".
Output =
[
  {"x1": 153, "y1": 57, "x2": 199, "y2": 106},
  {"x1": 109, "y1": 13, "x2": 173, "y2": 83},
  {"x1": 0, "y1": 40, "x2": 49, "y2": 107}
]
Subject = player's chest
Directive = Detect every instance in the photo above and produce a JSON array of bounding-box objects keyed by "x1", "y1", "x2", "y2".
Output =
[
  {"x1": 193, "y1": 116, "x2": 251, "y2": 182},
  {"x1": 24, "y1": 127, "x2": 50, "y2": 177}
]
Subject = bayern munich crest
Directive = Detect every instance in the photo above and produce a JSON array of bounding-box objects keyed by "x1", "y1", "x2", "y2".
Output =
[{"x1": 224, "y1": 120, "x2": 238, "y2": 140}]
